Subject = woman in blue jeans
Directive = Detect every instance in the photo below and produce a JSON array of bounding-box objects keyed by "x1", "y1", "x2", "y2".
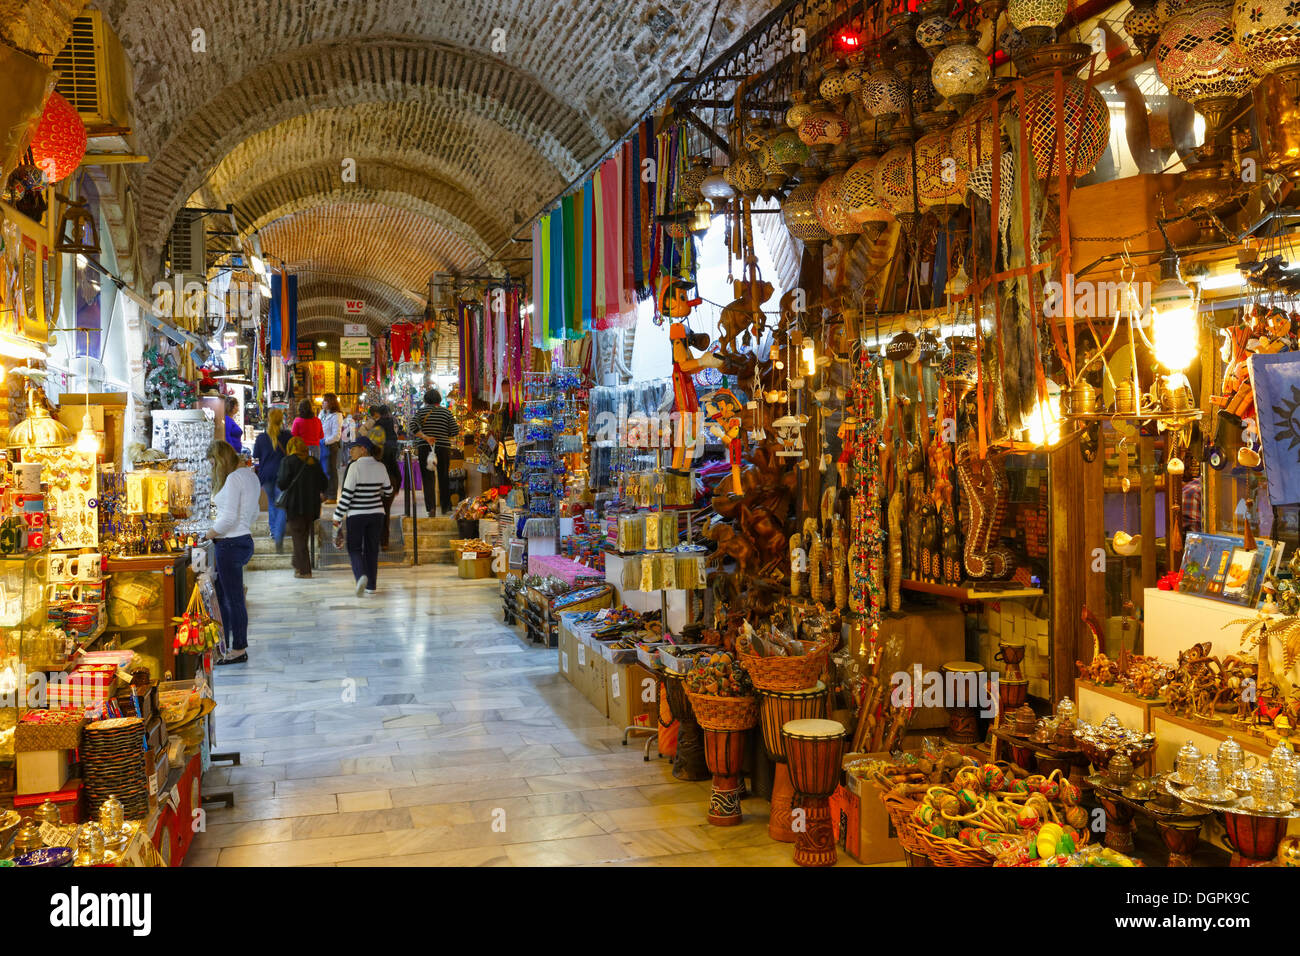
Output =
[
  {"x1": 207, "y1": 441, "x2": 260, "y2": 664},
  {"x1": 252, "y1": 407, "x2": 292, "y2": 551}
]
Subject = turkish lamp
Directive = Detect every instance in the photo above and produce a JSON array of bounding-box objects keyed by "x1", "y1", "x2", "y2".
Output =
[
  {"x1": 689, "y1": 201, "x2": 713, "y2": 235},
  {"x1": 74, "y1": 410, "x2": 99, "y2": 456},
  {"x1": 801, "y1": 339, "x2": 817, "y2": 376},
  {"x1": 7, "y1": 389, "x2": 73, "y2": 449},
  {"x1": 1024, "y1": 382, "x2": 1063, "y2": 447}
]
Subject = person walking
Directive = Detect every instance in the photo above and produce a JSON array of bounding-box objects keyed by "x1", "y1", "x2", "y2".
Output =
[
  {"x1": 332, "y1": 428, "x2": 392, "y2": 596},
  {"x1": 370, "y1": 405, "x2": 402, "y2": 550},
  {"x1": 277, "y1": 436, "x2": 327, "y2": 579},
  {"x1": 413, "y1": 389, "x2": 459, "y2": 517},
  {"x1": 224, "y1": 395, "x2": 243, "y2": 451},
  {"x1": 252, "y1": 407, "x2": 292, "y2": 553},
  {"x1": 320, "y1": 393, "x2": 342, "y2": 501},
  {"x1": 206, "y1": 441, "x2": 259, "y2": 664},
  {"x1": 291, "y1": 399, "x2": 325, "y2": 466}
]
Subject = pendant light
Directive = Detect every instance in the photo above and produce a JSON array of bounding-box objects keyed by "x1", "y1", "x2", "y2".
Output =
[{"x1": 1156, "y1": 0, "x2": 1259, "y2": 145}]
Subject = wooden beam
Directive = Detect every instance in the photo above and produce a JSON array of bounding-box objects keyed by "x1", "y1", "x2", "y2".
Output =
[
  {"x1": 680, "y1": 110, "x2": 732, "y2": 159},
  {"x1": 1050, "y1": 441, "x2": 1086, "y2": 702}
]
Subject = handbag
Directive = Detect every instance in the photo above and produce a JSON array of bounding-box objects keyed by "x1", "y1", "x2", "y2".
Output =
[{"x1": 275, "y1": 458, "x2": 308, "y2": 509}]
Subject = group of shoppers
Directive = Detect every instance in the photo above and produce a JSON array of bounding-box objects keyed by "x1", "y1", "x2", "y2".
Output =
[{"x1": 208, "y1": 390, "x2": 460, "y2": 664}]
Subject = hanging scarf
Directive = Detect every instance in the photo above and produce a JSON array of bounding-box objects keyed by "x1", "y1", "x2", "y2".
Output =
[
  {"x1": 548, "y1": 209, "x2": 566, "y2": 343},
  {"x1": 636, "y1": 118, "x2": 655, "y2": 300},
  {"x1": 572, "y1": 191, "x2": 585, "y2": 336},
  {"x1": 582, "y1": 180, "x2": 595, "y2": 330},
  {"x1": 561, "y1": 193, "x2": 577, "y2": 338},
  {"x1": 457, "y1": 304, "x2": 468, "y2": 397},
  {"x1": 600, "y1": 156, "x2": 621, "y2": 324},
  {"x1": 533, "y1": 219, "x2": 543, "y2": 348},
  {"x1": 494, "y1": 289, "x2": 506, "y2": 405},
  {"x1": 621, "y1": 139, "x2": 636, "y2": 311},
  {"x1": 593, "y1": 164, "x2": 607, "y2": 324},
  {"x1": 630, "y1": 131, "x2": 645, "y2": 298}
]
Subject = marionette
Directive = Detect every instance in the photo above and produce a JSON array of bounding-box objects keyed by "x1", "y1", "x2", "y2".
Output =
[
  {"x1": 704, "y1": 387, "x2": 745, "y2": 496},
  {"x1": 656, "y1": 276, "x2": 721, "y2": 473}
]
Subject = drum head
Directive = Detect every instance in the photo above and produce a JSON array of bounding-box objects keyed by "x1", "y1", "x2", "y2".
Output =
[
  {"x1": 761, "y1": 681, "x2": 826, "y2": 700},
  {"x1": 782, "y1": 718, "x2": 845, "y2": 739},
  {"x1": 943, "y1": 661, "x2": 981, "y2": 672}
]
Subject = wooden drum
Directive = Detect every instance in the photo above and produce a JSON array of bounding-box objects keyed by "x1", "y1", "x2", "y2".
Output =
[
  {"x1": 701, "y1": 728, "x2": 748, "y2": 826},
  {"x1": 782, "y1": 718, "x2": 846, "y2": 867},
  {"x1": 663, "y1": 671, "x2": 710, "y2": 782},
  {"x1": 760, "y1": 683, "x2": 827, "y2": 843},
  {"x1": 942, "y1": 661, "x2": 983, "y2": 744},
  {"x1": 1222, "y1": 809, "x2": 1288, "y2": 866}
]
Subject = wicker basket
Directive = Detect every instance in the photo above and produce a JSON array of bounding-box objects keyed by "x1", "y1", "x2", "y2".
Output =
[
  {"x1": 915, "y1": 816, "x2": 1092, "y2": 867},
  {"x1": 15, "y1": 711, "x2": 85, "y2": 752},
  {"x1": 738, "y1": 639, "x2": 829, "y2": 693},
  {"x1": 686, "y1": 691, "x2": 759, "y2": 732},
  {"x1": 878, "y1": 786, "x2": 933, "y2": 865}
]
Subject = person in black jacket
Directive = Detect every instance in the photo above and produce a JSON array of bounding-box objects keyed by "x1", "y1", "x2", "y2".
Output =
[
  {"x1": 277, "y1": 436, "x2": 328, "y2": 578},
  {"x1": 369, "y1": 405, "x2": 403, "y2": 550},
  {"x1": 252, "y1": 407, "x2": 293, "y2": 552}
]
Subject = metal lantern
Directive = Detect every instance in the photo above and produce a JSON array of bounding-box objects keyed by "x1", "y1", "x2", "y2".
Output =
[
  {"x1": 782, "y1": 169, "x2": 832, "y2": 243},
  {"x1": 797, "y1": 103, "x2": 851, "y2": 148},
  {"x1": 915, "y1": 129, "x2": 968, "y2": 210},
  {"x1": 815, "y1": 164, "x2": 863, "y2": 236},
  {"x1": 8, "y1": 389, "x2": 73, "y2": 449},
  {"x1": 724, "y1": 149, "x2": 766, "y2": 197},
  {"x1": 1125, "y1": 0, "x2": 1164, "y2": 55},
  {"x1": 916, "y1": 15, "x2": 957, "y2": 51},
  {"x1": 1232, "y1": 0, "x2": 1300, "y2": 89},
  {"x1": 757, "y1": 128, "x2": 810, "y2": 179},
  {"x1": 931, "y1": 32, "x2": 992, "y2": 111},
  {"x1": 1156, "y1": 0, "x2": 1259, "y2": 137},
  {"x1": 1157, "y1": 0, "x2": 1188, "y2": 22},
  {"x1": 839, "y1": 154, "x2": 896, "y2": 226},
  {"x1": 872, "y1": 144, "x2": 922, "y2": 225},
  {"x1": 678, "y1": 155, "x2": 712, "y2": 205},
  {"x1": 1007, "y1": 0, "x2": 1068, "y2": 44},
  {"x1": 1012, "y1": 77, "x2": 1111, "y2": 179}
]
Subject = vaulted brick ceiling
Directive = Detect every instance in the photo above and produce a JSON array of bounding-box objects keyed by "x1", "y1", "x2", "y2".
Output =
[{"x1": 76, "y1": 0, "x2": 772, "y2": 332}]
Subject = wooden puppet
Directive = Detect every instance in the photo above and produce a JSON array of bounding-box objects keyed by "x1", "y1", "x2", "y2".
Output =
[
  {"x1": 657, "y1": 275, "x2": 721, "y2": 473},
  {"x1": 704, "y1": 387, "x2": 746, "y2": 496}
]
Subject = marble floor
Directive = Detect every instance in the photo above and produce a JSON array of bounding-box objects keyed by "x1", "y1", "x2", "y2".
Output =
[{"x1": 186, "y1": 563, "x2": 863, "y2": 866}]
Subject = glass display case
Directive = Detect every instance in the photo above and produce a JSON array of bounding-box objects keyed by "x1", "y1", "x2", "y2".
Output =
[
  {"x1": 103, "y1": 553, "x2": 194, "y2": 682},
  {"x1": 0, "y1": 551, "x2": 51, "y2": 764}
]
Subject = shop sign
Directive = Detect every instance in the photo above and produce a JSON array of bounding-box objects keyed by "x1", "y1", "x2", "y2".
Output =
[
  {"x1": 344, "y1": 300, "x2": 364, "y2": 314},
  {"x1": 297, "y1": 342, "x2": 314, "y2": 361},
  {"x1": 343, "y1": 323, "x2": 367, "y2": 337},
  {"x1": 340, "y1": 336, "x2": 371, "y2": 359}
]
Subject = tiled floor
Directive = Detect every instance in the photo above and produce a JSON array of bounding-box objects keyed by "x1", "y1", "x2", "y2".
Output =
[{"x1": 187, "y1": 563, "x2": 862, "y2": 866}]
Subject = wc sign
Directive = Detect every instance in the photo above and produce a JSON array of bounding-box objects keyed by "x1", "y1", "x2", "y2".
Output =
[{"x1": 344, "y1": 300, "x2": 364, "y2": 315}]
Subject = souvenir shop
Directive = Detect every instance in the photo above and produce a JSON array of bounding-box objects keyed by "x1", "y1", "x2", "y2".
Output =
[{"x1": 460, "y1": 0, "x2": 1300, "y2": 868}]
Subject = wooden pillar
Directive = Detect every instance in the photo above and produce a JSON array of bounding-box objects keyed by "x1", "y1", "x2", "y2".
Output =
[
  {"x1": 1050, "y1": 441, "x2": 1085, "y2": 702},
  {"x1": 1082, "y1": 444, "x2": 1106, "y2": 622},
  {"x1": 1139, "y1": 434, "x2": 1158, "y2": 604}
]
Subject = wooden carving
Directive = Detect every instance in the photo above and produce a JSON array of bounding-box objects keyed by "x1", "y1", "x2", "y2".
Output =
[{"x1": 955, "y1": 435, "x2": 1017, "y2": 580}]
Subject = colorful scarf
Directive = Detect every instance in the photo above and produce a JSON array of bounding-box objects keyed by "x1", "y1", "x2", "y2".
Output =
[
  {"x1": 582, "y1": 180, "x2": 595, "y2": 330},
  {"x1": 536, "y1": 218, "x2": 550, "y2": 348},
  {"x1": 548, "y1": 209, "x2": 566, "y2": 342},
  {"x1": 561, "y1": 193, "x2": 577, "y2": 338}
]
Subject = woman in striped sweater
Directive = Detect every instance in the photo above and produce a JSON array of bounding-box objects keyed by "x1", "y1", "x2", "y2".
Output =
[{"x1": 332, "y1": 428, "x2": 392, "y2": 596}]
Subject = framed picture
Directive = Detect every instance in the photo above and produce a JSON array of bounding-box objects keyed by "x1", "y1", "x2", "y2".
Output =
[
  {"x1": 1221, "y1": 548, "x2": 1256, "y2": 603},
  {"x1": 508, "y1": 538, "x2": 526, "y2": 569}
]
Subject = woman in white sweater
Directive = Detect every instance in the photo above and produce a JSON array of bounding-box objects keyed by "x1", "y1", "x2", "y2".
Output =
[
  {"x1": 333, "y1": 428, "x2": 393, "y2": 596},
  {"x1": 206, "y1": 441, "x2": 261, "y2": 664}
]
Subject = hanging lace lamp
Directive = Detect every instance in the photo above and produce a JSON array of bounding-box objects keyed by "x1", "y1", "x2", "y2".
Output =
[
  {"x1": 1156, "y1": 0, "x2": 1259, "y2": 141},
  {"x1": 1232, "y1": 0, "x2": 1300, "y2": 97}
]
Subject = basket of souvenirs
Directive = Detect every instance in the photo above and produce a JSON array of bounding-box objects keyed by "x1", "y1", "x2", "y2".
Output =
[
  {"x1": 684, "y1": 651, "x2": 758, "y2": 732},
  {"x1": 736, "y1": 621, "x2": 829, "y2": 692}
]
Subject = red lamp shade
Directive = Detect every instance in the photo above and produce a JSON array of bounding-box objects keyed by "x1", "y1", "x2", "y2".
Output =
[{"x1": 30, "y1": 92, "x2": 87, "y2": 184}]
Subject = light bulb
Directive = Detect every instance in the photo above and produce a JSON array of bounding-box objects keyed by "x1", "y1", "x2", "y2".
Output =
[
  {"x1": 0, "y1": 663, "x2": 16, "y2": 695},
  {"x1": 74, "y1": 411, "x2": 100, "y2": 455},
  {"x1": 1024, "y1": 388, "x2": 1062, "y2": 448},
  {"x1": 1150, "y1": 275, "x2": 1198, "y2": 371},
  {"x1": 801, "y1": 340, "x2": 817, "y2": 376}
]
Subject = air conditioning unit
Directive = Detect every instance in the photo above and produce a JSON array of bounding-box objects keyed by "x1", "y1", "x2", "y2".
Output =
[
  {"x1": 50, "y1": 11, "x2": 133, "y2": 132},
  {"x1": 168, "y1": 209, "x2": 207, "y2": 277}
]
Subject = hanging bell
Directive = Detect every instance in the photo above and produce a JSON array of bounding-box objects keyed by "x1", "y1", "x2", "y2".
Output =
[{"x1": 54, "y1": 193, "x2": 100, "y2": 256}]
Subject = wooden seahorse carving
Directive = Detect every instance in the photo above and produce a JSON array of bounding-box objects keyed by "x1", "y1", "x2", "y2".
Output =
[{"x1": 955, "y1": 436, "x2": 1017, "y2": 580}]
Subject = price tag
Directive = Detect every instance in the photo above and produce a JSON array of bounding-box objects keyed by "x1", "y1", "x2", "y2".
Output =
[
  {"x1": 40, "y1": 822, "x2": 74, "y2": 847},
  {"x1": 577, "y1": 644, "x2": 586, "y2": 666},
  {"x1": 610, "y1": 672, "x2": 621, "y2": 699},
  {"x1": 461, "y1": 552, "x2": 477, "y2": 561},
  {"x1": 561, "y1": 651, "x2": 569, "y2": 672}
]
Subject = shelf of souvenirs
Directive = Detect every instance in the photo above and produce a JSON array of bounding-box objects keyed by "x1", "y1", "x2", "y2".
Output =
[
  {"x1": 901, "y1": 578, "x2": 1044, "y2": 601},
  {"x1": 25, "y1": 618, "x2": 109, "y2": 673}
]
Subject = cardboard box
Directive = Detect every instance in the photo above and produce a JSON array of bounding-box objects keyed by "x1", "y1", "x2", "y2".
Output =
[
  {"x1": 557, "y1": 625, "x2": 575, "y2": 684},
  {"x1": 607, "y1": 662, "x2": 659, "y2": 729},
  {"x1": 854, "y1": 754, "x2": 907, "y2": 865},
  {"x1": 16, "y1": 749, "x2": 73, "y2": 795},
  {"x1": 457, "y1": 553, "x2": 493, "y2": 579}
]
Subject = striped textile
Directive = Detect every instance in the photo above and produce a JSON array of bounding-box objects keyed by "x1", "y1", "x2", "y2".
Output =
[
  {"x1": 334, "y1": 457, "x2": 392, "y2": 519},
  {"x1": 414, "y1": 405, "x2": 458, "y2": 448}
]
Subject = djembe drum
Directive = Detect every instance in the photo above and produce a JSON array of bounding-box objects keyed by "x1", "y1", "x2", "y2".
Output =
[
  {"x1": 782, "y1": 718, "x2": 846, "y2": 867},
  {"x1": 1222, "y1": 809, "x2": 1289, "y2": 866},
  {"x1": 759, "y1": 683, "x2": 827, "y2": 843},
  {"x1": 662, "y1": 671, "x2": 709, "y2": 781},
  {"x1": 689, "y1": 692, "x2": 759, "y2": 827},
  {"x1": 941, "y1": 661, "x2": 983, "y2": 744}
]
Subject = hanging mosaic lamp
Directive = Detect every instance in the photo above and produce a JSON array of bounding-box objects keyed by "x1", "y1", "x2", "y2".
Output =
[
  {"x1": 916, "y1": 14, "x2": 958, "y2": 51},
  {"x1": 912, "y1": 69, "x2": 938, "y2": 116},
  {"x1": 1156, "y1": 0, "x2": 1259, "y2": 140},
  {"x1": 678, "y1": 155, "x2": 712, "y2": 205},
  {"x1": 839, "y1": 153, "x2": 896, "y2": 227},
  {"x1": 758, "y1": 127, "x2": 811, "y2": 179},
  {"x1": 1232, "y1": 0, "x2": 1300, "y2": 96},
  {"x1": 786, "y1": 89, "x2": 815, "y2": 130},
  {"x1": 1013, "y1": 77, "x2": 1111, "y2": 178},
  {"x1": 915, "y1": 129, "x2": 968, "y2": 211},
  {"x1": 30, "y1": 92, "x2": 87, "y2": 184},
  {"x1": 931, "y1": 30, "x2": 991, "y2": 112},
  {"x1": 872, "y1": 144, "x2": 922, "y2": 227},
  {"x1": 950, "y1": 92, "x2": 1000, "y2": 174},
  {"x1": 782, "y1": 166, "x2": 832, "y2": 243},
  {"x1": 743, "y1": 117, "x2": 774, "y2": 155},
  {"x1": 999, "y1": 23, "x2": 1029, "y2": 57},
  {"x1": 1125, "y1": 0, "x2": 1164, "y2": 55},
  {"x1": 724, "y1": 147, "x2": 766, "y2": 198},
  {"x1": 797, "y1": 100, "x2": 851, "y2": 148},
  {"x1": 701, "y1": 169, "x2": 736, "y2": 212},
  {"x1": 1007, "y1": 0, "x2": 1067, "y2": 46},
  {"x1": 862, "y1": 62, "x2": 912, "y2": 126},
  {"x1": 842, "y1": 54, "x2": 869, "y2": 98},
  {"x1": 816, "y1": 158, "x2": 864, "y2": 237},
  {"x1": 819, "y1": 62, "x2": 851, "y2": 109}
]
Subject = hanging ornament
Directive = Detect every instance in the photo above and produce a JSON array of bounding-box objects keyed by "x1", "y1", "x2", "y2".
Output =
[
  {"x1": 1011, "y1": 77, "x2": 1111, "y2": 179},
  {"x1": 1125, "y1": 0, "x2": 1164, "y2": 56},
  {"x1": 915, "y1": 129, "x2": 967, "y2": 213},
  {"x1": 839, "y1": 153, "x2": 896, "y2": 227},
  {"x1": 931, "y1": 31, "x2": 992, "y2": 113},
  {"x1": 782, "y1": 166, "x2": 832, "y2": 243},
  {"x1": 756, "y1": 127, "x2": 810, "y2": 180},
  {"x1": 1007, "y1": 0, "x2": 1068, "y2": 46},
  {"x1": 1156, "y1": 0, "x2": 1259, "y2": 140},
  {"x1": 815, "y1": 159, "x2": 864, "y2": 237},
  {"x1": 861, "y1": 62, "x2": 912, "y2": 125},
  {"x1": 916, "y1": 14, "x2": 958, "y2": 51},
  {"x1": 872, "y1": 143, "x2": 922, "y2": 227},
  {"x1": 1231, "y1": 0, "x2": 1300, "y2": 97},
  {"x1": 786, "y1": 89, "x2": 816, "y2": 130},
  {"x1": 30, "y1": 92, "x2": 87, "y2": 184}
]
